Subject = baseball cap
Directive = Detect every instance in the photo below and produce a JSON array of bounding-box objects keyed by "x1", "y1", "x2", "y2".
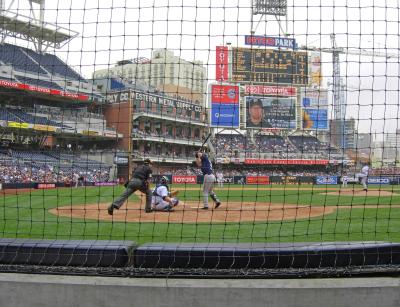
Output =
[
  {"x1": 143, "y1": 158, "x2": 152, "y2": 165},
  {"x1": 249, "y1": 98, "x2": 263, "y2": 108}
]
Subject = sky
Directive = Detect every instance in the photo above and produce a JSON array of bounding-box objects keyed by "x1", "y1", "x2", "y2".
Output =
[{"x1": 3, "y1": 0, "x2": 400, "y2": 136}]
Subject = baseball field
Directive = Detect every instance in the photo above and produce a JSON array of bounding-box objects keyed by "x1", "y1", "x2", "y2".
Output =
[{"x1": 1, "y1": 184, "x2": 400, "y2": 245}]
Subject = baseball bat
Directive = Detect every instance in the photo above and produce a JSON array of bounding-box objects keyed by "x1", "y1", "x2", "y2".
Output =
[{"x1": 199, "y1": 132, "x2": 212, "y2": 152}]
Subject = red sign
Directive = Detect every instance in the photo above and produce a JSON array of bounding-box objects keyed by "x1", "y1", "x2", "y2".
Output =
[
  {"x1": 172, "y1": 176, "x2": 197, "y2": 184},
  {"x1": 244, "y1": 85, "x2": 297, "y2": 97},
  {"x1": 37, "y1": 183, "x2": 56, "y2": 189},
  {"x1": 216, "y1": 46, "x2": 229, "y2": 82},
  {"x1": 0, "y1": 80, "x2": 89, "y2": 101},
  {"x1": 245, "y1": 159, "x2": 329, "y2": 165},
  {"x1": 211, "y1": 85, "x2": 239, "y2": 104},
  {"x1": 246, "y1": 176, "x2": 270, "y2": 185}
]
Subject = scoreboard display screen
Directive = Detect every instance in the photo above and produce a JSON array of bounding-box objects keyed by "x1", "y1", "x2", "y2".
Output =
[{"x1": 232, "y1": 47, "x2": 308, "y2": 85}]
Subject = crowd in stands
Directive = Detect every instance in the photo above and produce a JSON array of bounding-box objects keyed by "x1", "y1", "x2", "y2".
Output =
[
  {"x1": 288, "y1": 136, "x2": 340, "y2": 155},
  {"x1": 0, "y1": 107, "x2": 68, "y2": 128},
  {"x1": 132, "y1": 127, "x2": 202, "y2": 142},
  {"x1": 214, "y1": 135, "x2": 246, "y2": 156},
  {"x1": 0, "y1": 150, "x2": 111, "y2": 184},
  {"x1": 213, "y1": 134, "x2": 342, "y2": 159},
  {"x1": 154, "y1": 165, "x2": 339, "y2": 177},
  {"x1": 369, "y1": 167, "x2": 400, "y2": 176}
]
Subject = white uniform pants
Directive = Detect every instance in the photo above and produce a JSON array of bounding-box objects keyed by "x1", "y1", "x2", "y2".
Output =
[
  {"x1": 203, "y1": 174, "x2": 216, "y2": 207},
  {"x1": 151, "y1": 198, "x2": 178, "y2": 211},
  {"x1": 360, "y1": 174, "x2": 368, "y2": 189}
]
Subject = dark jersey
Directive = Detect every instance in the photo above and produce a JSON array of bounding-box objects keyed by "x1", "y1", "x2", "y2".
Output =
[
  {"x1": 201, "y1": 154, "x2": 213, "y2": 175},
  {"x1": 132, "y1": 164, "x2": 152, "y2": 181}
]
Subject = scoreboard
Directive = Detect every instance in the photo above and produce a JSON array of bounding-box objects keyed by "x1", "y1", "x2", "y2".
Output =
[{"x1": 232, "y1": 47, "x2": 308, "y2": 85}]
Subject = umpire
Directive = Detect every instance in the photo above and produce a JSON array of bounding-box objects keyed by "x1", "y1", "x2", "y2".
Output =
[{"x1": 108, "y1": 158, "x2": 153, "y2": 215}]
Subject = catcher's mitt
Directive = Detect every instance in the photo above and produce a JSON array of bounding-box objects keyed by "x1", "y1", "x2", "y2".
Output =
[{"x1": 170, "y1": 190, "x2": 179, "y2": 197}]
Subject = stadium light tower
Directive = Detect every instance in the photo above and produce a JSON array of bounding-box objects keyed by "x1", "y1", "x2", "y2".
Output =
[
  {"x1": 0, "y1": 0, "x2": 78, "y2": 52},
  {"x1": 251, "y1": 0, "x2": 288, "y2": 36},
  {"x1": 299, "y1": 34, "x2": 400, "y2": 121}
]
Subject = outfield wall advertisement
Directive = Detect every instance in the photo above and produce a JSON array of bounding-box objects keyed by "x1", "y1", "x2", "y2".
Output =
[{"x1": 316, "y1": 176, "x2": 338, "y2": 185}]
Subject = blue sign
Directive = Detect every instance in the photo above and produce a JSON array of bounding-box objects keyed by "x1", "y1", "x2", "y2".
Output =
[
  {"x1": 316, "y1": 176, "x2": 338, "y2": 185},
  {"x1": 211, "y1": 103, "x2": 240, "y2": 127},
  {"x1": 303, "y1": 108, "x2": 328, "y2": 130},
  {"x1": 367, "y1": 177, "x2": 390, "y2": 184}
]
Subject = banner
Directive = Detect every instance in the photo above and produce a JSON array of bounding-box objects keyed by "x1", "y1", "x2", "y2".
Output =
[
  {"x1": 301, "y1": 88, "x2": 328, "y2": 107},
  {"x1": 246, "y1": 176, "x2": 270, "y2": 185},
  {"x1": 316, "y1": 176, "x2": 338, "y2": 185},
  {"x1": 94, "y1": 182, "x2": 118, "y2": 186},
  {"x1": 245, "y1": 159, "x2": 329, "y2": 165},
  {"x1": 0, "y1": 79, "x2": 89, "y2": 101},
  {"x1": 244, "y1": 85, "x2": 297, "y2": 97},
  {"x1": 341, "y1": 176, "x2": 359, "y2": 183},
  {"x1": 106, "y1": 90, "x2": 203, "y2": 113},
  {"x1": 245, "y1": 35, "x2": 297, "y2": 49},
  {"x1": 8, "y1": 122, "x2": 30, "y2": 129},
  {"x1": 36, "y1": 183, "x2": 56, "y2": 189},
  {"x1": 245, "y1": 96, "x2": 296, "y2": 129},
  {"x1": 81, "y1": 130, "x2": 99, "y2": 136},
  {"x1": 302, "y1": 108, "x2": 328, "y2": 130},
  {"x1": 172, "y1": 175, "x2": 197, "y2": 184},
  {"x1": 33, "y1": 124, "x2": 57, "y2": 132},
  {"x1": 310, "y1": 52, "x2": 322, "y2": 86},
  {"x1": 367, "y1": 177, "x2": 390, "y2": 184},
  {"x1": 210, "y1": 84, "x2": 240, "y2": 128},
  {"x1": 216, "y1": 46, "x2": 229, "y2": 82}
]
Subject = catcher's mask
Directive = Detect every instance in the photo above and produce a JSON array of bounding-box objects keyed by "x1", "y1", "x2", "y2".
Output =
[{"x1": 160, "y1": 176, "x2": 169, "y2": 184}]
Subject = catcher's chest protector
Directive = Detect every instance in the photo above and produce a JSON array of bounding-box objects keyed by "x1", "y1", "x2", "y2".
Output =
[{"x1": 153, "y1": 184, "x2": 169, "y2": 197}]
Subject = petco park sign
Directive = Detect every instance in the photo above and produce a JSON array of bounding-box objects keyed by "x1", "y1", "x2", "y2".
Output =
[{"x1": 245, "y1": 35, "x2": 297, "y2": 49}]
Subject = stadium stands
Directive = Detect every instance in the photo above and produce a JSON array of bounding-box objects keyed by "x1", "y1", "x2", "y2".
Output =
[
  {"x1": 0, "y1": 43, "x2": 84, "y2": 81},
  {"x1": 15, "y1": 75, "x2": 64, "y2": 90},
  {"x1": 0, "y1": 43, "x2": 48, "y2": 75},
  {"x1": 8, "y1": 109, "x2": 66, "y2": 127},
  {"x1": 24, "y1": 48, "x2": 83, "y2": 81},
  {"x1": 0, "y1": 149, "x2": 111, "y2": 184}
]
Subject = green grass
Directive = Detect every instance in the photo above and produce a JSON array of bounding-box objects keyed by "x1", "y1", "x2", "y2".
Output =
[{"x1": 1, "y1": 184, "x2": 400, "y2": 244}]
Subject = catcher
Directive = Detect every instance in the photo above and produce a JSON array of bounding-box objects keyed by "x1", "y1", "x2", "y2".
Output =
[{"x1": 151, "y1": 176, "x2": 180, "y2": 212}]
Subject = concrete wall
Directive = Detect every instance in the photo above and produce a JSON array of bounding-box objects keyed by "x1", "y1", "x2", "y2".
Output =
[{"x1": 0, "y1": 273, "x2": 400, "y2": 307}]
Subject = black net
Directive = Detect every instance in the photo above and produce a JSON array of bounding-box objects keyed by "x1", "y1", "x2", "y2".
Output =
[{"x1": 0, "y1": 0, "x2": 399, "y2": 277}]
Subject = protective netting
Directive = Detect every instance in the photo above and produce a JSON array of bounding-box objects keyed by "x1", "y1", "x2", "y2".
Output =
[{"x1": 0, "y1": 0, "x2": 400, "y2": 275}]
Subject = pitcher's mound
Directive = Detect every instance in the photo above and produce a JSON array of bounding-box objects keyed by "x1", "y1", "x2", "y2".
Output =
[{"x1": 324, "y1": 190, "x2": 397, "y2": 197}]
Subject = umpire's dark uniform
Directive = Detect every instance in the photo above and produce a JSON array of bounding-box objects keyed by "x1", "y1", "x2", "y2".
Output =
[{"x1": 108, "y1": 159, "x2": 153, "y2": 214}]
